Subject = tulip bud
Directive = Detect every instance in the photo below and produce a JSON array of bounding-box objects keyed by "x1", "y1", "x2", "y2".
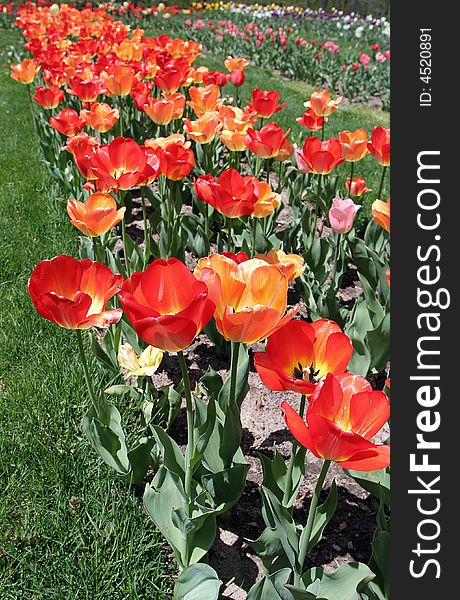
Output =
[{"x1": 329, "y1": 197, "x2": 361, "y2": 234}]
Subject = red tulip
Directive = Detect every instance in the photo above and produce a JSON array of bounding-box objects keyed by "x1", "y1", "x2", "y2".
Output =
[
  {"x1": 28, "y1": 255, "x2": 123, "y2": 330},
  {"x1": 118, "y1": 258, "x2": 220, "y2": 352},
  {"x1": 33, "y1": 85, "x2": 64, "y2": 109},
  {"x1": 244, "y1": 122, "x2": 291, "y2": 159},
  {"x1": 49, "y1": 108, "x2": 85, "y2": 137},
  {"x1": 247, "y1": 88, "x2": 286, "y2": 118},
  {"x1": 295, "y1": 136, "x2": 344, "y2": 174},
  {"x1": 254, "y1": 319, "x2": 353, "y2": 395},
  {"x1": 157, "y1": 140, "x2": 195, "y2": 180},
  {"x1": 154, "y1": 59, "x2": 191, "y2": 94},
  {"x1": 230, "y1": 69, "x2": 245, "y2": 87},
  {"x1": 194, "y1": 168, "x2": 258, "y2": 218},
  {"x1": 296, "y1": 108, "x2": 327, "y2": 132},
  {"x1": 368, "y1": 126, "x2": 390, "y2": 166},
  {"x1": 282, "y1": 373, "x2": 390, "y2": 471}
]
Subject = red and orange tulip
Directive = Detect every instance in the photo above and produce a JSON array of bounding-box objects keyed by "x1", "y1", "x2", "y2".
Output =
[
  {"x1": 143, "y1": 93, "x2": 185, "y2": 125},
  {"x1": 194, "y1": 168, "x2": 259, "y2": 218},
  {"x1": 247, "y1": 88, "x2": 286, "y2": 119},
  {"x1": 80, "y1": 102, "x2": 120, "y2": 133},
  {"x1": 183, "y1": 111, "x2": 222, "y2": 144},
  {"x1": 187, "y1": 84, "x2": 221, "y2": 117},
  {"x1": 67, "y1": 192, "x2": 126, "y2": 237},
  {"x1": 33, "y1": 85, "x2": 65, "y2": 109},
  {"x1": 304, "y1": 90, "x2": 342, "y2": 117},
  {"x1": 119, "y1": 258, "x2": 219, "y2": 352},
  {"x1": 282, "y1": 372, "x2": 390, "y2": 471},
  {"x1": 296, "y1": 108, "x2": 327, "y2": 132},
  {"x1": 338, "y1": 128, "x2": 369, "y2": 162},
  {"x1": 295, "y1": 137, "x2": 344, "y2": 174},
  {"x1": 154, "y1": 59, "x2": 190, "y2": 94},
  {"x1": 10, "y1": 58, "x2": 40, "y2": 85},
  {"x1": 194, "y1": 254, "x2": 298, "y2": 344},
  {"x1": 372, "y1": 196, "x2": 391, "y2": 232},
  {"x1": 368, "y1": 126, "x2": 390, "y2": 166},
  {"x1": 102, "y1": 64, "x2": 136, "y2": 97},
  {"x1": 49, "y1": 108, "x2": 85, "y2": 137},
  {"x1": 28, "y1": 255, "x2": 123, "y2": 330},
  {"x1": 346, "y1": 177, "x2": 372, "y2": 197},
  {"x1": 244, "y1": 122, "x2": 292, "y2": 160},
  {"x1": 254, "y1": 319, "x2": 352, "y2": 396}
]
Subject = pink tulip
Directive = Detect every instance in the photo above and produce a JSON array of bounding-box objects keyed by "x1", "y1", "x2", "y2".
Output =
[
  {"x1": 329, "y1": 197, "x2": 361, "y2": 234},
  {"x1": 294, "y1": 147, "x2": 310, "y2": 174}
]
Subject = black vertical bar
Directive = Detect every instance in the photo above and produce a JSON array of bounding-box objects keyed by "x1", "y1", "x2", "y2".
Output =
[{"x1": 392, "y1": 1, "x2": 458, "y2": 597}]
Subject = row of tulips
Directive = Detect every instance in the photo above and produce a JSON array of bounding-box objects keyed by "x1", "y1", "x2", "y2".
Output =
[{"x1": 11, "y1": 2, "x2": 390, "y2": 599}]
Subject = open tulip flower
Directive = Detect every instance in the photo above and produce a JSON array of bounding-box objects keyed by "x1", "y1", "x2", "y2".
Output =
[
  {"x1": 33, "y1": 85, "x2": 65, "y2": 109},
  {"x1": 80, "y1": 102, "x2": 119, "y2": 133},
  {"x1": 143, "y1": 93, "x2": 185, "y2": 125},
  {"x1": 372, "y1": 196, "x2": 391, "y2": 232},
  {"x1": 282, "y1": 372, "x2": 390, "y2": 471},
  {"x1": 195, "y1": 168, "x2": 259, "y2": 218},
  {"x1": 10, "y1": 58, "x2": 40, "y2": 84},
  {"x1": 295, "y1": 136, "x2": 344, "y2": 174},
  {"x1": 64, "y1": 132, "x2": 100, "y2": 180},
  {"x1": 183, "y1": 111, "x2": 222, "y2": 144},
  {"x1": 102, "y1": 64, "x2": 137, "y2": 97},
  {"x1": 296, "y1": 108, "x2": 327, "y2": 132},
  {"x1": 246, "y1": 88, "x2": 286, "y2": 119},
  {"x1": 89, "y1": 137, "x2": 158, "y2": 191},
  {"x1": 368, "y1": 125, "x2": 391, "y2": 166},
  {"x1": 118, "y1": 343, "x2": 164, "y2": 380},
  {"x1": 28, "y1": 255, "x2": 123, "y2": 330},
  {"x1": 49, "y1": 108, "x2": 85, "y2": 137},
  {"x1": 252, "y1": 182, "x2": 281, "y2": 217},
  {"x1": 153, "y1": 138, "x2": 195, "y2": 180},
  {"x1": 346, "y1": 176, "x2": 372, "y2": 197},
  {"x1": 304, "y1": 90, "x2": 343, "y2": 117},
  {"x1": 224, "y1": 56, "x2": 250, "y2": 73},
  {"x1": 187, "y1": 84, "x2": 222, "y2": 116},
  {"x1": 67, "y1": 192, "x2": 126, "y2": 237},
  {"x1": 254, "y1": 318, "x2": 353, "y2": 395},
  {"x1": 338, "y1": 128, "x2": 369, "y2": 162},
  {"x1": 329, "y1": 197, "x2": 361, "y2": 234},
  {"x1": 68, "y1": 76, "x2": 105, "y2": 103},
  {"x1": 194, "y1": 253, "x2": 298, "y2": 344},
  {"x1": 255, "y1": 249, "x2": 305, "y2": 281},
  {"x1": 118, "y1": 257, "x2": 220, "y2": 353},
  {"x1": 154, "y1": 59, "x2": 191, "y2": 94},
  {"x1": 244, "y1": 122, "x2": 292, "y2": 159}
]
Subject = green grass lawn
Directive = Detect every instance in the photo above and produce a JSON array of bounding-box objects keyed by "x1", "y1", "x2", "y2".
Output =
[{"x1": 0, "y1": 30, "x2": 171, "y2": 599}]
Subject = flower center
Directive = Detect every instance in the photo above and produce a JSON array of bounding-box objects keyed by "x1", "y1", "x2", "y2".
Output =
[{"x1": 292, "y1": 362, "x2": 320, "y2": 384}]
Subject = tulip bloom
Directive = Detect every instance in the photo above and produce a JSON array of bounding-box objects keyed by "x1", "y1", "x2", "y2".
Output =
[
  {"x1": 183, "y1": 111, "x2": 222, "y2": 144},
  {"x1": 244, "y1": 123, "x2": 291, "y2": 159},
  {"x1": 282, "y1": 373, "x2": 390, "y2": 471},
  {"x1": 118, "y1": 343, "x2": 164, "y2": 380},
  {"x1": 329, "y1": 197, "x2": 361, "y2": 234},
  {"x1": 203, "y1": 70, "x2": 230, "y2": 87},
  {"x1": 187, "y1": 84, "x2": 221, "y2": 116},
  {"x1": 372, "y1": 197, "x2": 391, "y2": 232},
  {"x1": 89, "y1": 137, "x2": 156, "y2": 191},
  {"x1": 254, "y1": 319, "x2": 352, "y2": 395},
  {"x1": 254, "y1": 249, "x2": 305, "y2": 281},
  {"x1": 119, "y1": 258, "x2": 219, "y2": 352},
  {"x1": 67, "y1": 192, "x2": 126, "y2": 237},
  {"x1": 219, "y1": 105, "x2": 255, "y2": 152},
  {"x1": 68, "y1": 77, "x2": 104, "y2": 103},
  {"x1": 49, "y1": 109, "x2": 85, "y2": 137},
  {"x1": 156, "y1": 140, "x2": 195, "y2": 180},
  {"x1": 10, "y1": 58, "x2": 40, "y2": 85},
  {"x1": 230, "y1": 70, "x2": 245, "y2": 86},
  {"x1": 368, "y1": 126, "x2": 390, "y2": 166},
  {"x1": 194, "y1": 254, "x2": 298, "y2": 344},
  {"x1": 64, "y1": 132, "x2": 99, "y2": 179},
  {"x1": 102, "y1": 64, "x2": 136, "y2": 97},
  {"x1": 80, "y1": 102, "x2": 120, "y2": 133},
  {"x1": 224, "y1": 57, "x2": 250, "y2": 73},
  {"x1": 28, "y1": 255, "x2": 123, "y2": 330},
  {"x1": 304, "y1": 90, "x2": 343, "y2": 117},
  {"x1": 194, "y1": 168, "x2": 259, "y2": 218},
  {"x1": 296, "y1": 108, "x2": 326, "y2": 132},
  {"x1": 33, "y1": 85, "x2": 65, "y2": 109},
  {"x1": 338, "y1": 129, "x2": 369, "y2": 162},
  {"x1": 154, "y1": 60, "x2": 191, "y2": 94},
  {"x1": 252, "y1": 182, "x2": 281, "y2": 218},
  {"x1": 295, "y1": 137, "x2": 344, "y2": 174},
  {"x1": 143, "y1": 93, "x2": 185, "y2": 125},
  {"x1": 346, "y1": 177, "x2": 371, "y2": 197},
  {"x1": 247, "y1": 89, "x2": 286, "y2": 119}
]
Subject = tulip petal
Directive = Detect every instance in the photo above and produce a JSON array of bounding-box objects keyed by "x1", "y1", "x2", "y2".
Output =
[
  {"x1": 281, "y1": 401, "x2": 316, "y2": 453},
  {"x1": 339, "y1": 445, "x2": 390, "y2": 471},
  {"x1": 348, "y1": 390, "x2": 390, "y2": 439}
]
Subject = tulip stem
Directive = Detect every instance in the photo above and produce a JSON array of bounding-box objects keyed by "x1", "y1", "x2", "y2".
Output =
[
  {"x1": 76, "y1": 329, "x2": 99, "y2": 415},
  {"x1": 251, "y1": 217, "x2": 257, "y2": 255},
  {"x1": 119, "y1": 192, "x2": 130, "y2": 277},
  {"x1": 378, "y1": 165, "x2": 387, "y2": 199},
  {"x1": 349, "y1": 161, "x2": 354, "y2": 191},
  {"x1": 141, "y1": 186, "x2": 149, "y2": 267},
  {"x1": 296, "y1": 459, "x2": 332, "y2": 586},
  {"x1": 313, "y1": 174, "x2": 322, "y2": 237},
  {"x1": 330, "y1": 232, "x2": 340, "y2": 284},
  {"x1": 177, "y1": 351, "x2": 195, "y2": 517},
  {"x1": 229, "y1": 341, "x2": 240, "y2": 410},
  {"x1": 265, "y1": 159, "x2": 271, "y2": 184},
  {"x1": 282, "y1": 394, "x2": 306, "y2": 507}
]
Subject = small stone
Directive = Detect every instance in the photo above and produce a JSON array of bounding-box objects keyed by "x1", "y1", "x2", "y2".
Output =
[
  {"x1": 332, "y1": 543, "x2": 341, "y2": 552},
  {"x1": 339, "y1": 521, "x2": 348, "y2": 531}
]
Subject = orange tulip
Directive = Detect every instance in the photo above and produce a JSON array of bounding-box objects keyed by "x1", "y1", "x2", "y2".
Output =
[
  {"x1": 338, "y1": 128, "x2": 369, "y2": 162},
  {"x1": 143, "y1": 93, "x2": 185, "y2": 125},
  {"x1": 224, "y1": 56, "x2": 250, "y2": 73},
  {"x1": 252, "y1": 182, "x2": 281, "y2": 218},
  {"x1": 80, "y1": 102, "x2": 120, "y2": 133},
  {"x1": 244, "y1": 122, "x2": 292, "y2": 159},
  {"x1": 368, "y1": 126, "x2": 390, "y2": 166},
  {"x1": 304, "y1": 90, "x2": 343, "y2": 117},
  {"x1": 194, "y1": 254, "x2": 298, "y2": 344},
  {"x1": 220, "y1": 130, "x2": 248, "y2": 152},
  {"x1": 28, "y1": 255, "x2": 123, "y2": 330},
  {"x1": 346, "y1": 177, "x2": 372, "y2": 197},
  {"x1": 67, "y1": 192, "x2": 126, "y2": 237},
  {"x1": 372, "y1": 196, "x2": 390, "y2": 232},
  {"x1": 218, "y1": 105, "x2": 255, "y2": 152},
  {"x1": 254, "y1": 249, "x2": 305, "y2": 281},
  {"x1": 187, "y1": 84, "x2": 221, "y2": 116},
  {"x1": 102, "y1": 64, "x2": 136, "y2": 97},
  {"x1": 49, "y1": 108, "x2": 85, "y2": 137},
  {"x1": 10, "y1": 58, "x2": 40, "y2": 85},
  {"x1": 183, "y1": 111, "x2": 222, "y2": 144}
]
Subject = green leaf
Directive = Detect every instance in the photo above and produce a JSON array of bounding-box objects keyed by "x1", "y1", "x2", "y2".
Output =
[
  {"x1": 151, "y1": 424, "x2": 185, "y2": 482},
  {"x1": 366, "y1": 313, "x2": 390, "y2": 372},
  {"x1": 249, "y1": 527, "x2": 291, "y2": 574},
  {"x1": 287, "y1": 562, "x2": 375, "y2": 600},
  {"x1": 345, "y1": 468, "x2": 390, "y2": 506},
  {"x1": 82, "y1": 403, "x2": 130, "y2": 475},
  {"x1": 247, "y1": 568, "x2": 294, "y2": 600},
  {"x1": 366, "y1": 531, "x2": 390, "y2": 600},
  {"x1": 262, "y1": 487, "x2": 300, "y2": 572},
  {"x1": 124, "y1": 437, "x2": 156, "y2": 486},
  {"x1": 201, "y1": 463, "x2": 249, "y2": 514},
  {"x1": 174, "y1": 563, "x2": 221, "y2": 600},
  {"x1": 302, "y1": 480, "x2": 338, "y2": 553},
  {"x1": 259, "y1": 448, "x2": 306, "y2": 507}
]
